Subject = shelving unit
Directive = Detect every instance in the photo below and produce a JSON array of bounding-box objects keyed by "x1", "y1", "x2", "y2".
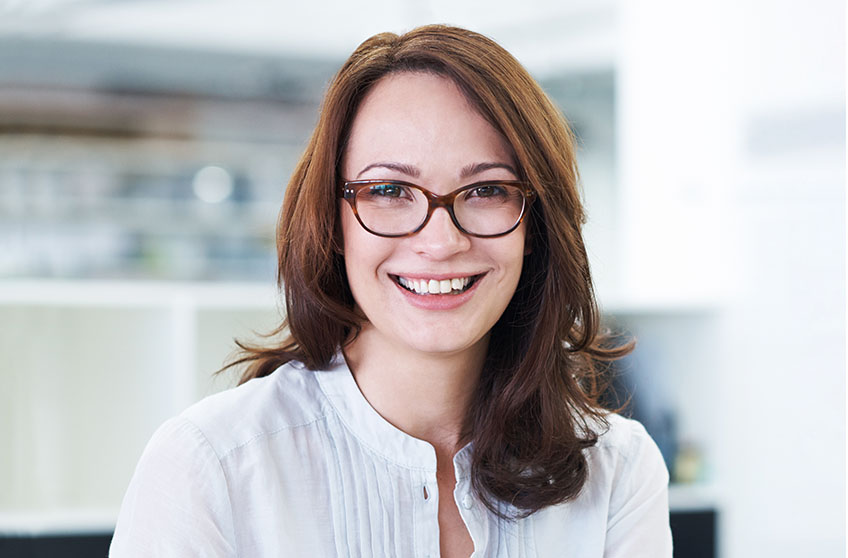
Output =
[{"x1": 0, "y1": 280, "x2": 282, "y2": 530}]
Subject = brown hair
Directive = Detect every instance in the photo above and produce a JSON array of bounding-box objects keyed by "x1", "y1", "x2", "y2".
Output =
[{"x1": 227, "y1": 24, "x2": 632, "y2": 518}]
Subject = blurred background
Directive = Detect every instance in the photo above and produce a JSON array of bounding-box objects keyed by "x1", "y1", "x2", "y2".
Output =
[{"x1": 0, "y1": 0, "x2": 843, "y2": 557}]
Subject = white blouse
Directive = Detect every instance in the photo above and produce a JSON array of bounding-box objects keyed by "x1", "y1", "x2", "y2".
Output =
[{"x1": 110, "y1": 355, "x2": 673, "y2": 557}]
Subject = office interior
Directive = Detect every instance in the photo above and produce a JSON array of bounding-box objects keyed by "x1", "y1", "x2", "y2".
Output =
[{"x1": 0, "y1": 1, "x2": 844, "y2": 557}]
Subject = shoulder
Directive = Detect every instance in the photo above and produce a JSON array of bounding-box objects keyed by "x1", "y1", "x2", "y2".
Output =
[
  {"x1": 593, "y1": 413, "x2": 659, "y2": 459},
  {"x1": 586, "y1": 413, "x2": 668, "y2": 480},
  {"x1": 586, "y1": 414, "x2": 673, "y2": 555},
  {"x1": 177, "y1": 360, "x2": 332, "y2": 458},
  {"x1": 111, "y1": 362, "x2": 333, "y2": 556},
  {"x1": 528, "y1": 414, "x2": 672, "y2": 555},
  {"x1": 584, "y1": 413, "x2": 670, "y2": 515},
  {"x1": 567, "y1": 412, "x2": 670, "y2": 517},
  {"x1": 530, "y1": 413, "x2": 672, "y2": 555}
]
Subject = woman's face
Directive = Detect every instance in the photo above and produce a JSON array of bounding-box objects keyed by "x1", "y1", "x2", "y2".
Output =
[{"x1": 340, "y1": 72, "x2": 527, "y2": 358}]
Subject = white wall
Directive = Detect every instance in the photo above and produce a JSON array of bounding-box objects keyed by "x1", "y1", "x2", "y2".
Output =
[{"x1": 618, "y1": 0, "x2": 845, "y2": 556}]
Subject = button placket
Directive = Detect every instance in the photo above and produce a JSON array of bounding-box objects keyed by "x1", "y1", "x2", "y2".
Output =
[{"x1": 417, "y1": 473, "x2": 439, "y2": 558}]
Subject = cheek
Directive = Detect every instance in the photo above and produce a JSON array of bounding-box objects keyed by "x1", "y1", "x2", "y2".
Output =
[
  {"x1": 340, "y1": 204, "x2": 392, "y2": 292},
  {"x1": 502, "y1": 228, "x2": 528, "y2": 274}
]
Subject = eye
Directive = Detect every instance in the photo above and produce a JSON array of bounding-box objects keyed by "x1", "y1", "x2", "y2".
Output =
[
  {"x1": 467, "y1": 184, "x2": 508, "y2": 198},
  {"x1": 365, "y1": 183, "x2": 411, "y2": 199}
]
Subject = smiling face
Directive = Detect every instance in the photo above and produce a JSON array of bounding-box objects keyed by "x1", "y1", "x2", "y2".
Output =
[{"x1": 340, "y1": 71, "x2": 527, "y2": 360}]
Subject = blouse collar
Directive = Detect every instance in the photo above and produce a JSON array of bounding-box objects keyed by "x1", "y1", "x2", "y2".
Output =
[{"x1": 312, "y1": 352, "x2": 445, "y2": 472}]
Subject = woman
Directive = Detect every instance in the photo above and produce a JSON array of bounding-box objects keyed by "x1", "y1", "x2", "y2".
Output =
[{"x1": 111, "y1": 25, "x2": 672, "y2": 557}]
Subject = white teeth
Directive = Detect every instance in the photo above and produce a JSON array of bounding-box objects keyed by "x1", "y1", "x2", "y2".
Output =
[{"x1": 396, "y1": 275, "x2": 475, "y2": 295}]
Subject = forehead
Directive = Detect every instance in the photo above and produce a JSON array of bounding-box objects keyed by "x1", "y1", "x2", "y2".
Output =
[
  {"x1": 342, "y1": 72, "x2": 514, "y2": 178},
  {"x1": 356, "y1": 71, "x2": 473, "y2": 118}
]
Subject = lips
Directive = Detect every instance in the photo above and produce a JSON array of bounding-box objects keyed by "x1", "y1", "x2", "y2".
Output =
[{"x1": 391, "y1": 274, "x2": 482, "y2": 295}]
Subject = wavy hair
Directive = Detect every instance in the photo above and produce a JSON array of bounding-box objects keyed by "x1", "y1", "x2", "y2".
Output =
[{"x1": 226, "y1": 24, "x2": 632, "y2": 518}]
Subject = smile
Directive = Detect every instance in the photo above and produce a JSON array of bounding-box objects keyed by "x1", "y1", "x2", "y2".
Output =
[{"x1": 391, "y1": 274, "x2": 481, "y2": 295}]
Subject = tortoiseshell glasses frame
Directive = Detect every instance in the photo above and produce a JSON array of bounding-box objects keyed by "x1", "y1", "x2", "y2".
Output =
[{"x1": 339, "y1": 179, "x2": 536, "y2": 238}]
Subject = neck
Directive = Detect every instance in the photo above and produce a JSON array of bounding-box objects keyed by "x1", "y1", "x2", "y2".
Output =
[{"x1": 343, "y1": 323, "x2": 487, "y2": 455}]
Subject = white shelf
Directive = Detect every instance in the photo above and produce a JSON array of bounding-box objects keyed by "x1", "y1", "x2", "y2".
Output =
[
  {"x1": 0, "y1": 279, "x2": 721, "y2": 315},
  {"x1": 668, "y1": 483, "x2": 720, "y2": 513},
  {"x1": 0, "y1": 279, "x2": 280, "y2": 309},
  {"x1": 598, "y1": 290, "x2": 720, "y2": 316},
  {"x1": 0, "y1": 508, "x2": 117, "y2": 536}
]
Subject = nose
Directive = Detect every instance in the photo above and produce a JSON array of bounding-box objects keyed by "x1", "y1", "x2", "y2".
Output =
[{"x1": 410, "y1": 206, "x2": 471, "y2": 259}]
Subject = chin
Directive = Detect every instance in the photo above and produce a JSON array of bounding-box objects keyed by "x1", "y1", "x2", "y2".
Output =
[{"x1": 398, "y1": 331, "x2": 487, "y2": 358}]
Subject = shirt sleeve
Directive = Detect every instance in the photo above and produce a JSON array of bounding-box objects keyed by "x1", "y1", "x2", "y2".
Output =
[
  {"x1": 603, "y1": 420, "x2": 674, "y2": 558},
  {"x1": 110, "y1": 416, "x2": 237, "y2": 558}
]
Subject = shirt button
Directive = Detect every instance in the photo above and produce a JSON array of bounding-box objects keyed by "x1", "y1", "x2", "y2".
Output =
[{"x1": 462, "y1": 493, "x2": 473, "y2": 509}]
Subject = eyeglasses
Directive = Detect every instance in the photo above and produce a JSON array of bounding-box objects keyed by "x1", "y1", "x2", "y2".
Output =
[{"x1": 340, "y1": 179, "x2": 536, "y2": 238}]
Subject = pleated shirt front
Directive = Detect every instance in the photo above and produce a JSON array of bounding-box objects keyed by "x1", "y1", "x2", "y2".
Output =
[{"x1": 110, "y1": 356, "x2": 672, "y2": 557}]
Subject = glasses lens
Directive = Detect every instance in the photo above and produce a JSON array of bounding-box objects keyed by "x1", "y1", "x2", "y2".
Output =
[
  {"x1": 454, "y1": 183, "x2": 526, "y2": 236},
  {"x1": 354, "y1": 182, "x2": 428, "y2": 235}
]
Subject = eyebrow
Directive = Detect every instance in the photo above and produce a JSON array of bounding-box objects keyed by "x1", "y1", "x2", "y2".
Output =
[
  {"x1": 356, "y1": 161, "x2": 517, "y2": 180},
  {"x1": 460, "y1": 162, "x2": 517, "y2": 179},
  {"x1": 356, "y1": 162, "x2": 420, "y2": 178}
]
